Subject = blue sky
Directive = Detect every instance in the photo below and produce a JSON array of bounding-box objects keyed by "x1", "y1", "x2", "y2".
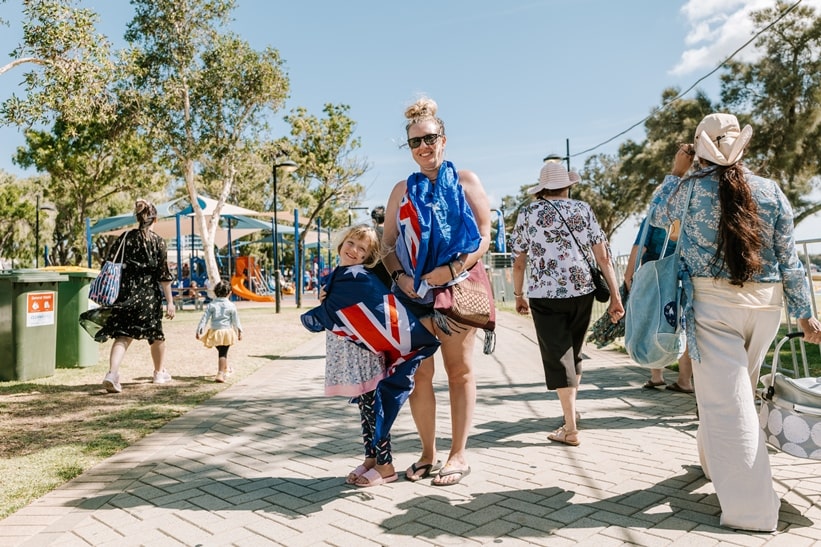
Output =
[{"x1": 1, "y1": 0, "x2": 819, "y2": 254}]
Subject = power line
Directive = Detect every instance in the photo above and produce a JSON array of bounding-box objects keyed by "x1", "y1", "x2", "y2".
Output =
[{"x1": 571, "y1": 0, "x2": 804, "y2": 159}]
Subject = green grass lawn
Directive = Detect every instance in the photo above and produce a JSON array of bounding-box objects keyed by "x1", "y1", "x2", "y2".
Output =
[{"x1": 0, "y1": 305, "x2": 314, "y2": 520}]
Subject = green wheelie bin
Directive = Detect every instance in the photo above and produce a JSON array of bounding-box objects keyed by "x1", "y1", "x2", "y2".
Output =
[
  {"x1": 42, "y1": 266, "x2": 100, "y2": 368},
  {"x1": 0, "y1": 269, "x2": 67, "y2": 381}
]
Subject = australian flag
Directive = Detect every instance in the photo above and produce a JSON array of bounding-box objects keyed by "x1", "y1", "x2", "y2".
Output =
[
  {"x1": 495, "y1": 209, "x2": 507, "y2": 253},
  {"x1": 301, "y1": 265, "x2": 440, "y2": 445}
]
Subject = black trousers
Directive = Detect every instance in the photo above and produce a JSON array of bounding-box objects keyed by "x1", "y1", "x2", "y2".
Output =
[{"x1": 529, "y1": 293, "x2": 595, "y2": 390}]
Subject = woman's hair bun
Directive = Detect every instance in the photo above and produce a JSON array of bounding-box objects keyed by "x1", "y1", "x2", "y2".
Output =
[{"x1": 404, "y1": 97, "x2": 438, "y2": 121}]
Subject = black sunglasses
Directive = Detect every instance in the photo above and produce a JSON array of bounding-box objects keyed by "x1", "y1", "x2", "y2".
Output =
[{"x1": 407, "y1": 133, "x2": 443, "y2": 149}]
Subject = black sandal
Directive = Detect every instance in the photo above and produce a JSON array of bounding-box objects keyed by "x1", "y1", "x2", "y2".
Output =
[{"x1": 405, "y1": 460, "x2": 442, "y2": 482}]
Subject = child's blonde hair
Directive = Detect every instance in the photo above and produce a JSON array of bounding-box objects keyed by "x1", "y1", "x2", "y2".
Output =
[{"x1": 336, "y1": 224, "x2": 381, "y2": 268}]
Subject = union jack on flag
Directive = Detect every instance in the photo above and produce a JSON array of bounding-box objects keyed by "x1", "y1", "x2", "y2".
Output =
[
  {"x1": 398, "y1": 193, "x2": 422, "y2": 270},
  {"x1": 301, "y1": 265, "x2": 440, "y2": 444}
]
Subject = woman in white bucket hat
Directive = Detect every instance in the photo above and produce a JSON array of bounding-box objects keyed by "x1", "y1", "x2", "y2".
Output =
[{"x1": 649, "y1": 113, "x2": 821, "y2": 532}]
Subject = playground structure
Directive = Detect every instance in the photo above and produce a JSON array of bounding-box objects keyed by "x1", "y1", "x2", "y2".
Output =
[
  {"x1": 168, "y1": 256, "x2": 209, "y2": 309},
  {"x1": 88, "y1": 195, "x2": 333, "y2": 308},
  {"x1": 230, "y1": 256, "x2": 277, "y2": 302},
  {"x1": 184, "y1": 256, "x2": 208, "y2": 286}
]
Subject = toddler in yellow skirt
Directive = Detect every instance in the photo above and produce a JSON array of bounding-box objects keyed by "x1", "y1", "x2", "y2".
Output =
[{"x1": 196, "y1": 281, "x2": 243, "y2": 382}]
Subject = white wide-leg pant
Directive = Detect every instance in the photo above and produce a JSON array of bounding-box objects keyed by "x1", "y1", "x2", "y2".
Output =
[{"x1": 691, "y1": 279, "x2": 783, "y2": 532}]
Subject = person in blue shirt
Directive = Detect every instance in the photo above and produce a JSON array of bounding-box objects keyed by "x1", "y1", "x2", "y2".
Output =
[
  {"x1": 649, "y1": 113, "x2": 821, "y2": 532},
  {"x1": 196, "y1": 281, "x2": 243, "y2": 383},
  {"x1": 623, "y1": 217, "x2": 693, "y2": 393}
]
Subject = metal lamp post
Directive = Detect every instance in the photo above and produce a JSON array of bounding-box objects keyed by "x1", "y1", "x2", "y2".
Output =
[
  {"x1": 347, "y1": 206, "x2": 369, "y2": 226},
  {"x1": 35, "y1": 194, "x2": 41, "y2": 268},
  {"x1": 35, "y1": 195, "x2": 56, "y2": 268},
  {"x1": 543, "y1": 138, "x2": 570, "y2": 171},
  {"x1": 272, "y1": 159, "x2": 298, "y2": 313},
  {"x1": 543, "y1": 139, "x2": 572, "y2": 194}
]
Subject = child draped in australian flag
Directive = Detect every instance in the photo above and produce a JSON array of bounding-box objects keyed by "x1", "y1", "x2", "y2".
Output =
[{"x1": 301, "y1": 224, "x2": 439, "y2": 487}]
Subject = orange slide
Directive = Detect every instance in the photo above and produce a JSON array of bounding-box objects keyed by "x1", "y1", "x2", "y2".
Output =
[
  {"x1": 230, "y1": 275, "x2": 274, "y2": 302},
  {"x1": 231, "y1": 256, "x2": 275, "y2": 302}
]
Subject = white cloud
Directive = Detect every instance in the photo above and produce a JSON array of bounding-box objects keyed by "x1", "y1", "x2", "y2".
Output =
[
  {"x1": 672, "y1": 0, "x2": 821, "y2": 76},
  {"x1": 680, "y1": 0, "x2": 750, "y2": 21}
]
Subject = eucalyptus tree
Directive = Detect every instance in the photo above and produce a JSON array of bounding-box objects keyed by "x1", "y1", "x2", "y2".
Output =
[
  {"x1": 0, "y1": 171, "x2": 38, "y2": 266},
  {"x1": 1, "y1": 0, "x2": 128, "y2": 265},
  {"x1": 720, "y1": 0, "x2": 821, "y2": 225},
  {"x1": 497, "y1": 90, "x2": 713, "y2": 240},
  {"x1": 14, "y1": 118, "x2": 162, "y2": 265},
  {"x1": 496, "y1": 3, "x2": 820, "y2": 238},
  {"x1": 572, "y1": 153, "x2": 642, "y2": 239},
  {"x1": 490, "y1": 87, "x2": 713, "y2": 239},
  {"x1": 0, "y1": 0, "x2": 116, "y2": 126},
  {"x1": 610, "y1": 2, "x2": 821, "y2": 227},
  {"x1": 278, "y1": 103, "x2": 370, "y2": 255},
  {"x1": 123, "y1": 0, "x2": 289, "y2": 285}
]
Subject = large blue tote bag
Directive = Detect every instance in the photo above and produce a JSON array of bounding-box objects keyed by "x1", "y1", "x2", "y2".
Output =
[{"x1": 624, "y1": 181, "x2": 694, "y2": 368}]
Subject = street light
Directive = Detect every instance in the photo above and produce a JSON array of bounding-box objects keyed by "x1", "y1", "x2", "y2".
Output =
[
  {"x1": 544, "y1": 138, "x2": 572, "y2": 194},
  {"x1": 35, "y1": 195, "x2": 57, "y2": 268},
  {"x1": 348, "y1": 206, "x2": 369, "y2": 226},
  {"x1": 543, "y1": 138, "x2": 571, "y2": 171},
  {"x1": 272, "y1": 159, "x2": 298, "y2": 313}
]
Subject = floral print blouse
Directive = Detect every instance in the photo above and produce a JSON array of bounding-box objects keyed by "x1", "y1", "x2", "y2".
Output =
[
  {"x1": 511, "y1": 198, "x2": 607, "y2": 299},
  {"x1": 649, "y1": 168, "x2": 812, "y2": 320}
]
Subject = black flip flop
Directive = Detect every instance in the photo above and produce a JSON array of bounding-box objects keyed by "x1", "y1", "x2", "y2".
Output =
[
  {"x1": 405, "y1": 460, "x2": 442, "y2": 482},
  {"x1": 667, "y1": 382, "x2": 695, "y2": 394},
  {"x1": 431, "y1": 466, "x2": 471, "y2": 487}
]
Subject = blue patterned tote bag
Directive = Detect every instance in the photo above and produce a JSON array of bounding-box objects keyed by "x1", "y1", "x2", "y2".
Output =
[{"x1": 88, "y1": 233, "x2": 127, "y2": 306}]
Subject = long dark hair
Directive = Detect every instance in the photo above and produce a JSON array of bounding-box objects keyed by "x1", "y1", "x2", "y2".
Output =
[{"x1": 702, "y1": 162, "x2": 763, "y2": 285}]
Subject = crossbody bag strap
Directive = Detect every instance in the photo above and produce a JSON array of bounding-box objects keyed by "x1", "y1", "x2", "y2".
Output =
[{"x1": 545, "y1": 200, "x2": 597, "y2": 273}]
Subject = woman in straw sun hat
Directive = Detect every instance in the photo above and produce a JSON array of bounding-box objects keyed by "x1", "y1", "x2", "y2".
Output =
[
  {"x1": 649, "y1": 112, "x2": 821, "y2": 532},
  {"x1": 511, "y1": 162, "x2": 623, "y2": 447}
]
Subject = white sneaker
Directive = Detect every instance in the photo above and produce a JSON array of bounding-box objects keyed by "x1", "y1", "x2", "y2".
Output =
[
  {"x1": 152, "y1": 370, "x2": 172, "y2": 384},
  {"x1": 102, "y1": 372, "x2": 122, "y2": 393}
]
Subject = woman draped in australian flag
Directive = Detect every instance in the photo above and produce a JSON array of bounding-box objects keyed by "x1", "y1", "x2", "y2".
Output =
[
  {"x1": 301, "y1": 225, "x2": 439, "y2": 487},
  {"x1": 381, "y1": 97, "x2": 492, "y2": 487}
]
